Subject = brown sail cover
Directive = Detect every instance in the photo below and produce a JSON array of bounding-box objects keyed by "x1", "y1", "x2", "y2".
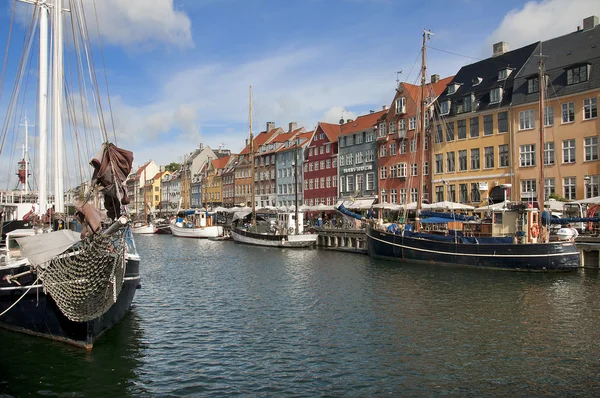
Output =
[{"x1": 90, "y1": 143, "x2": 133, "y2": 219}]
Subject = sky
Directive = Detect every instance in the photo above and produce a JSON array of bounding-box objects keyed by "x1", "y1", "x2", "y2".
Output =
[{"x1": 1, "y1": 0, "x2": 599, "y2": 175}]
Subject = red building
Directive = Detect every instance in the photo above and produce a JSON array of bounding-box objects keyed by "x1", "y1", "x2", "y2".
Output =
[
  {"x1": 302, "y1": 122, "x2": 342, "y2": 206},
  {"x1": 377, "y1": 74, "x2": 453, "y2": 205}
]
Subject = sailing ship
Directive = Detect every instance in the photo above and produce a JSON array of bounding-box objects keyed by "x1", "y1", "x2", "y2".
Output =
[
  {"x1": 230, "y1": 86, "x2": 318, "y2": 248},
  {"x1": 0, "y1": 0, "x2": 141, "y2": 348},
  {"x1": 170, "y1": 209, "x2": 224, "y2": 238},
  {"x1": 365, "y1": 31, "x2": 580, "y2": 271}
]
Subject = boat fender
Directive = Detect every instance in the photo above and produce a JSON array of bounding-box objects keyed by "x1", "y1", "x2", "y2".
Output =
[{"x1": 530, "y1": 223, "x2": 540, "y2": 238}]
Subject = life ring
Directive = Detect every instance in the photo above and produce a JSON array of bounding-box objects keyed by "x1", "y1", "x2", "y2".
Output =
[{"x1": 530, "y1": 223, "x2": 540, "y2": 238}]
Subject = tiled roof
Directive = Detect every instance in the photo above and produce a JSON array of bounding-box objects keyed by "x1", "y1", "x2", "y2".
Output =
[
  {"x1": 436, "y1": 42, "x2": 539, "y2": 115},
  {"x1": 239, "y1": 128, "x2": 281, "y2": 155},
  {"x1": 212, "y1": 155, "x2": 231, "y2": 170},
  {"x1": 317, "y1": 122, "x2": 343, "y2": 143},
  {"x1": 513, "y1": 24, "x2": 600, "y2": 105},
  {"x1": 340, "y1": 109, "x2": 387, "y2": 135}
]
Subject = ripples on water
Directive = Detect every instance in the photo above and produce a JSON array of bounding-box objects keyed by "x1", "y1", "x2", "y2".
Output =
[{"x1": 1, "y1": 235, "x2": 600, "y2": 396}]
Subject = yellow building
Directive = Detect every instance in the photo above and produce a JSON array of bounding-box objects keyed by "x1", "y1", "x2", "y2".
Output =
[
  {"x1": 147, "y1": 171, "x2": 169, "y2": 210},
  {"x1": 511, "y1": 20, "x2": 600, "y2": 202},
  {"x1": 432, "y1": 42, "x2": 539, "y2": 205}
]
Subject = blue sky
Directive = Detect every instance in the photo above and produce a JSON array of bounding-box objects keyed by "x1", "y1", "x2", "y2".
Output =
[{"x1": 1, "y1": 0, "x2": 599, "y2": 174}]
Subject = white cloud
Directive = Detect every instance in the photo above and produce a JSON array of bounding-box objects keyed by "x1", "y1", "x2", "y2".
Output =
[
  {"x1": 486, "y1": 0, "x2": 600, "y2": 51},
  {"x1": 84, "y1": 0, "x2": 193, "y2": 48},
  {"x1": 322, "y1": 107, "x2": 358, "y2": 125}
]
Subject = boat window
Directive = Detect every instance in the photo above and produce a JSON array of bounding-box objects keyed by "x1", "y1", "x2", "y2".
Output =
[{"x1": 493, "y1": 212, "x2": 503, "y2": 224}]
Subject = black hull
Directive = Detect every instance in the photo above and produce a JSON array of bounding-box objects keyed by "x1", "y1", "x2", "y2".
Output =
[
  {"x1": 0, "y1": 257, "x2": 140, "y2": 349},
  {"x1": 366, "y1": 225, "x2": 580, "y2": 272},
  {"x1": 156, "y1": 224, "x2": 172, "y2": 235}
]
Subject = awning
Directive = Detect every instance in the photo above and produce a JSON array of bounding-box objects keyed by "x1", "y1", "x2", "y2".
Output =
[{"x1": 335, "y1": 198, "x2": 375, "y2": 210}]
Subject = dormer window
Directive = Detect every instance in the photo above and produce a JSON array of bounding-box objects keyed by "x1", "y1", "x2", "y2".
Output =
[
  {"x1": 498, "y1": 68, "x2": 512, "y2": 81},
  {"x1": 447, "y1": 83, "x2": 460, "y2": 95},
  {"x1": 567, "y1": 64, "x2": 589, "y2": 85},
  {"x1": 472, "y1": 77, "x2": 483, "y2": 86},
  {"x1": 527, "y1": 77, "x2": 539, "y2": 94},
  {"x1": 490, "y1": 88, "x2": 503, "y2": 104},
  {"x1": 463, "y1": 95, "x2": 473, "y2": 113},
  {"x1": 440, "y1": 100, "x2": 451, "y2": 115},
  {"x1": 395, "y1": 97, "x2": 406, "y2": 114}
]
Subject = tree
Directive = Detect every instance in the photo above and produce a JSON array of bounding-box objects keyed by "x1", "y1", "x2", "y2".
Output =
[{"x1": 164, "y1": 162, "x2": 181, "y2": 173}]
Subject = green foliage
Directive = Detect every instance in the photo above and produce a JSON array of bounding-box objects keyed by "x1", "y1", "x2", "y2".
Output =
[
  {"x1": 164, "y1": 162, "x2": 181, "y2": 173},
  {"x1": 549, "y1": 193, "x2": 568, "y2": 202}
]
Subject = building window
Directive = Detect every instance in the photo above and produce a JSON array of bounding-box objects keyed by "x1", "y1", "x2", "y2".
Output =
[
  {"x1": 483, "y1": 114, "x2": 493, "y2": 136},
  {"x1": 585, "y1": 136, "x2": 599, "y2": 161},
  {"x1": 490, "y1": 88, "x2": 502, "y2": 104},
  {"x1": 435, "y1": 154, "x2": 443, "y2": 174},
  {"x1": 492, "y1": 113, "x2": 505, "y2": 136},
  {"x1": 390, "y1": 142, "x2": 397, "y2": 156},
  {"x1": 390, "y1": 164, "x2": 397, "y2": 178},
  {"x1": 411, "y1": 163, "x2": 418, "y2": 176},
  {"x1": 458, "y1": 150, "x2": 467, "y2": 171},
  {"x1": 379, "y1": 144, "x2": 387, "y2": 157},
  {"x1": 564, "y1": 177, "x2": 576, "y2": 200},
  {"x1": 471, "y1": 148, "x2": 480, "y2": 170},
  {"x1": 423, "y1": 161, "x2": 429, "y2": 176},
  {"x1": 544, "y1": 142, "x2": 555, "y2": 165},
  {"x1": 338, "y1": 156, "x2": 344, "y2": 166},
  {"x1": 527, "y1": 77, "x2": 539, "y2": 94},
  {"x1": 446, "y1": 122, "x2": 455, "y2": 141},
  {"x1": 563, "y1": 139, "x2": 576, "y2": 163},
  {"x1": 498, "y1": 68, "x2": 510, "y2": 81},
  {"x1": 584, "y1": 97, "x2": 598, "y2": 120},
  {"x1": 314, "y1": 162, "x2": 319, "y2": 171},
  {"x1": 380, "y1": 189, "x2": 388, "y2": 203},
  {"x1": 366, "y1": 173, "x2": 374, "y2": 190},
  {"x1": 366, "y1": 132, "x2": 374, "y2": 142},
  {"x1": 390, "y1": 189, "x2": 397, "y2": 204},
  {"x1": 562, "y1": 102, "x2": 575, "y2": 123},
  {"x1": 355, "y1": 133, "x2": 364, "y2": 144},
  {"x1": 389, "y1": 121, "x2": 396, "y2": 134},
  {"x1": 499, "y1": 144, "x2": 509, "y2": 167},
  {"x1": 400, "y1": 188, "x2": 407, "y2": 204},
  {"x1": 410, "y1": 188, "x2": 418, "y2": 203},
  {"x1": 521, "y1": 179, "x2": 536, "y2": 200},
  {"x1": 545, "y1": 178, "x2": 555, "y2": 201},
  {"x1": 326, "y1": 143, "x2": 331, "y2": 152},
  {"x1": 399, "y1": 162, "x2": 407, "y2": 177},
  {"x1": 396, "y1": 97, "x2": 406, "y2": 114},
  {"x1": 440, "y1": 100, "x2": 450, "y2": 115},
  {"x1": 435, "y1": 124, "x2": 443, "y2": 143},
  {"x1": 409, "y1": 117, "x2": 416, "y2": 130},
  {"x1": 519, "y1": 109, "x2": 535, "y2": 130},
  {"x1": 378, "y1": 122, "x2": 387, "y2": 137},
  {"x1": 380, "y1": 166, "x2": 387, "y2": 179},
  {"x1": 447, "y1": 184, "x2": 456, "y2": 202},
  {"x1": 520, "y1": 144, "x2": 535, "y2": 167},
  {"x1": 463, "y1": 96, "x2": 472, "y2": 113},
  {"x1": 544, "y1": 106, "x2": 554, "y2": 126},
  {"x1": 459, "y1": 184, "x2": 468, "y2": 203},
  {"x1": 567, "y1": 65, "x2": 588, "y2": 85},
  {"x1": 469, "y1": 117, "x2": 479, "y2": 138},
  {"x1": 410, "y1": 139, "x2": 417, "y2": 153},
  {"x1": 356, "y1": 174, "x2": 364, "y2": 192},
  {"x1": 446, "y1": 152, "x2": 455, "y2": 172},
  {"x1": 326, "y1": 159, "x2": 331, "y2": 168},
  {"x1": 484, "y1": 146, "x2": 494, "y2": 169},
  {"x1": 471, "y1": 183, "x2": 481, "y2": 202},
  {"x1": 366, "y1": 149, "x2": 375, "y2": 162},
  {"x1": 398, "y1": 119, "x2": 407, "y2": 133},
  {"x1": 457, "y1": 119, "x2": 467, "y2": 139},
  {"x1": 586, "y1": 175, "x2": 599, "y2": 198},
  {"x1": 400, "y1": 141, "x2": 406, "y2": 154},
  {"x1": 436, "y1": 185, "x2": 444, "y2": 202},
  {"x1": 346, "y1": 175, "x2": 354, "y2": 193}
]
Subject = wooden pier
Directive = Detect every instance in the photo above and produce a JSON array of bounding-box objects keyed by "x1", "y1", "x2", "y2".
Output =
[{"x1": 311, "y1": 227, "x2": 368, "y2": 254}]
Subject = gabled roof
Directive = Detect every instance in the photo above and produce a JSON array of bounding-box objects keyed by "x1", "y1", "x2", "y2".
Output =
[
  {"x1": 135, "y1": 161, "x2": 152, "y2": 177},
  {"x1": 340, "y1": 109, "x2": 387, "y2": 136},
  {"x1": 152, "y1": 171, "x2": 167, "y2": 180},
  {"x1": 400, "y1": 76, "x2": 454, "y2": 105},
  {"x1": 436, "y1": 42, "x2": 539, "y2": 114},
  {"x1": 239, "y1": 127, "x2": 282, "y2": 155},
  {"x1": 212, "y1": 155, "x2": 231, "y2": 170},
  {"x1": 513, "y1": 24, "x2": 600, "y2": 105},
  {"x1": 317, "y1": 122, "x2": 343, "y2": 143}
]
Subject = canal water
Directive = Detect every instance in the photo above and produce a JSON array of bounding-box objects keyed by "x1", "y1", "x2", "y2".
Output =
[{"x1": 1, "y1": 235, "x2": 600, "y2": 396}]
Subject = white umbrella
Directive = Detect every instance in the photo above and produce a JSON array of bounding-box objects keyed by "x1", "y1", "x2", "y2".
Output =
[
  {"x1": 545, "y1": 198, "x2": 567, "y2": 211},
  {"x1": 575, "y1": 196, "x2": 600, "y2": 204},
  {"x1": 299, "y1": 204, "x2": 311, "y2": 212},
  {"x1": 427, "y1": 201, "x2": 475, "y2": 211},
  {"x1": 213, "y1": 206, "x2": 228, "y2": 212},
  {"x1": 373, "y1": 202, "x2": 402, "y2": 210},
  {"x1": 403, "y1": 202, "x2": 418, "y2": 210},
  {"x1": 317, "y1": 203, "x2": 335, "y2": 211}
]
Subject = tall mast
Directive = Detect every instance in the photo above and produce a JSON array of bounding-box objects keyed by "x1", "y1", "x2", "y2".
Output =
[
  {"x1": 19, "y1": 117, "x2": 32, "y2": 194},
  {"x1": 53, "y1": 0, "x2": 64, "y2": 213},
  {"x1": 38, "y1": 1, "x2": 49, "y2": 216},
  {"x1": 249, "y1": 86, "x2": 256, "y2": 228},
  {"x1": 294, "y1": 137, "x2": 299, "y2": 235},
  {"x1": 537, "y1": 45, "x2": 547, "y2": 242},
  {"x1": 416, "y1": 29, "x2": 430, "y2": 232}
]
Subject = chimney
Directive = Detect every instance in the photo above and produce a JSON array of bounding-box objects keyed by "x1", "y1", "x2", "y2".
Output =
[
  {"x1": 245, "y1": 138, "x2": 248, "y2": 146},
  {"x1": 583, "y1": 15, "x2": 599, "y2": 31},
  {"x1": 431, "y1": 74, "x2": 440, "y2": 83},
  {"x1": 382, "y1": 105, "x2": 388, "y2": 110},
  {"x1": 266, "y1": 121, "x2": 275, "y2": 131},
  {"x1": 199, "y1": 143, "x2": 204, "y2": 150},
  {"x1": 288, "y1": 121, "x2": 297, "y2": 132},
  {"x1": 339, "y1": 118, "x2": 344, "y2": 125},
  {"x1": 370, "y1": 110, "x2": 374, "y2": 114},
  {"x1": 492, "y1": 42, "x2": 509, "y2": 57}
]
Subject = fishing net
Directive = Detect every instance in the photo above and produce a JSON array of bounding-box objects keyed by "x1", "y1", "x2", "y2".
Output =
[{"x1": 37, "y1": 233, "x2": 126, "y2": 323}]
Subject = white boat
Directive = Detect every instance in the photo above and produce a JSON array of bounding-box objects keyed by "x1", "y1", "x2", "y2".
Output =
[
  {"x1": 231, "y1": 212, "x2": 318, "y2": 248},
  {"x1": 170, "y1": 210, "x2": 223, "y2": 238},
  {"x1": 131, "y1": 223, "x2": 158, "y2": 234}
]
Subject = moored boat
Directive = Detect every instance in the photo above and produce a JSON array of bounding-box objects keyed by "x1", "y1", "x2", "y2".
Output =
[{"x1": 170, "y1": 209, "x2": 223, "y2": 238}]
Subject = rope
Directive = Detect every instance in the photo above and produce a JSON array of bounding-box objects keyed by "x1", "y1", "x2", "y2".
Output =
[{"x1": 0, "y1": 277, "x2": 40, "y2": 318}]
